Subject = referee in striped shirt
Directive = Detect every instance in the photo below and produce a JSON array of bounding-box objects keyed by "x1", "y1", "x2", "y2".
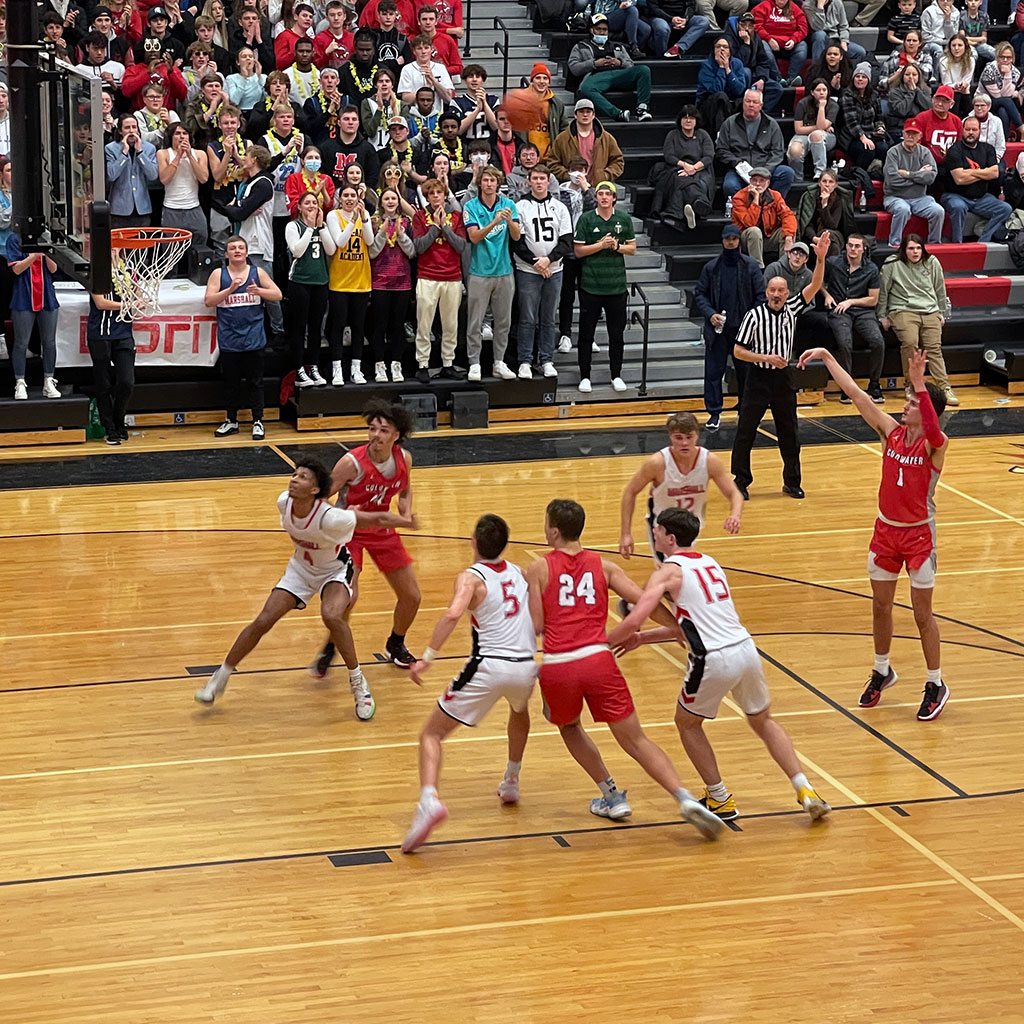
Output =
[{"x1": 731, "y1": 231, "x2": 831, "y2": 501}]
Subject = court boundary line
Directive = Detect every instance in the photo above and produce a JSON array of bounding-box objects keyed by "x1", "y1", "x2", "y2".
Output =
[{"x1": 0, "y1": 878, "x2": 962, "y2": 980}]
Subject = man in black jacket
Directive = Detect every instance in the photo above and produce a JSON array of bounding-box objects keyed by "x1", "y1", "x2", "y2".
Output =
[
  {"x1": 321, "y1": 105, "x2": 381, "y2": 188},
  {"x1": 693, "y1": 224, "x2": 764, "y2": 429}
]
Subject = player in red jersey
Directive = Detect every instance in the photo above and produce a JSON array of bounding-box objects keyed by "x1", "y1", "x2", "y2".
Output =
[
  {"x1": 311, "y1": 399, "x2": 422, "y2": 676},
  {"x1": 798, "y1": 347, "x2": 950, "y2": 720},
  {"x1": 524, "y1": 499, "x2": 723, "y2": 839}
]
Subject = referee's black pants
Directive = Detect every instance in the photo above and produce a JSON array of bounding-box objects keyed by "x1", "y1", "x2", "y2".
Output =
[{"x1": 730, "y1": 365, "x2": 801, "y2": 491}]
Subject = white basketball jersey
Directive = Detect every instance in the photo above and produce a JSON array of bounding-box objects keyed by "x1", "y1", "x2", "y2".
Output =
[
  {"x1": 649, "y1": 447, "x2": 709, "y2": 527},
  {"x1": 277, "y1": 491, "x2": 357, "y2": 569},
  {"x1": 664, "y1": 551, "x2": 750, "y2": 654},
  {"x1": 466, "y1": 560, "x2": 536, "y2": 658}
]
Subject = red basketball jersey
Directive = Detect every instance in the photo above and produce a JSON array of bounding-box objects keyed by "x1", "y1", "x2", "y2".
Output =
[
  {"x1": 342, "y1": 444, "x2": 409, "y2": 526},
  {"x1": 541, "y1": 548, "x2": 610, "y2": 654},
  {"x1": 878, "y1": 426, "x2": 939, "y2": 525}
]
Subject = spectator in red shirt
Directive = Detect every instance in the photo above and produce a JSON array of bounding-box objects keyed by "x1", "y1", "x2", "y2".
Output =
[
  {"x1": 121, "y1": 39, "x2": 187, "y2": 110},
  {"x1": 411, "y1": 176, "x2": 468, "y2": 382},
  {"x1": 362, "y1": 0, "x2": 416, "y2": 36},
  {"x1": 315, "y1": 0, "x2": 356, "y2": 68},
  {"x1": 416, "y1": 0, "x2": 463, "y2": 41},
  {"x1": 752, "y1": 0, "x2": 809, "y2": 85},
  {"x1": 414, "y1": 6, "x2": 463, "y2": 77},
  {"x1": 914, "y1": 84, "x2": 964, "y2": 166},
  {"x1": 275, "y1": 2, "x2": 317, "y2": 70}
]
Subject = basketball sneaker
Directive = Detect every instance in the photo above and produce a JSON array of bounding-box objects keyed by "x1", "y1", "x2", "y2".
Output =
[
  {"x1": 386, "y1": 635, "x2": 416, "y2": 668},
  {"x1": 557, "y1": 335, "x2": 572, "y2": 353},
  {"x1": 309, "y1": 365, "x2": 327, "y2": 386},
  {"x1": 680, "y1": 797, "x2": 724, "y2": 840},
  {"x1": 194, "y1": 666, "x2": 230, "y2": 704},
  {"x1": 349, "y1": 671, "x2": 376, "y2": 721},
  {"x1": 251, "y1": 420, "x2": 265, "y2": 441},
  {"x1": 390, "y1": 361, "x2": 404, "y2": 382},
  {"x1": 295, "y1": 367, "x2": 316, "y2": 388},
  {"x1": 309, "y1": 641, "x2": 336, "y2": 679},
  {"x1": 493, "y1": 360, "x2": 516, "y2": 380},
  {"x1": 590, "y1": 789, "x2": 632, "y2": 820},
  {"x1": 214, "y1": 420, "x2": 239, "y2": 437},
  {"x1": 699, "y1": 789, "x2": 738, "y2": 821},
  {"x1": 797, "y1": 786, "x2": 831, "y2": 821},
  {"x1": 497, "y1": 773, "x2": 520, "y2": 804},
  {"x1": 616, "y1": 597, "x2": 633, "y2": 618},
  {"x1": 917, "y1": 681, "x2": 950, "y2": 721},
  {"x1": 374, "y1": 362, "x2": 388, "y2": 383},
  {"x1": 401, "y1": 793, "x2": 449, "y2": 853},
  {"x1": 858, "y1": 667, "x2": 898, "y2": 708}
]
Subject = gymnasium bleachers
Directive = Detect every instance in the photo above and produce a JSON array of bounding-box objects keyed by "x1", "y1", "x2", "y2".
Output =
[{"x1": 535, "y1": 0, "x2": 1024, "y2": 386}]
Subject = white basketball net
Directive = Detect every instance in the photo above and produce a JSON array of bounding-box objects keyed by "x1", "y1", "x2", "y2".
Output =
[{"x1": 111, "y1": 230, "x2": 193, "y2": 322}]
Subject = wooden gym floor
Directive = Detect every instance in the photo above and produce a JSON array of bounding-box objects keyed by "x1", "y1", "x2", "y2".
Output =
[{"x1": 1, "y1": 394, "x2": 1024, "y2": 1023}]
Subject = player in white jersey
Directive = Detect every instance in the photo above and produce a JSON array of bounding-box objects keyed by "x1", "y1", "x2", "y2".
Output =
[
  {"x1": 619, "y1": 412, "x2": 744, "y2": 567},
  {"x1": 608, "y1": 508, "x2": 830, "y2": 822},
  {"x1": 194, "y1": 458, "x2": 418, "y2": 721},
  {"x1": 402, "y1": 514, "x2": 538, "y2": 853}
]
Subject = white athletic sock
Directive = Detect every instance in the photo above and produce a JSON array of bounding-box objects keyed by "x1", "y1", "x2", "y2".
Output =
[
  {"x1": 420, "y1": 785, "x2": 437, "y2": 803},
  {"x1": 505, "y1": 760, "x2": 522, "y2": 778},
  {"x1": 790, "y1": 772, "x2": 810, "y2": 794},
  {"x1": 707, "y1": 781, "x2": 729, "y2": 802},
  {"x1": 926, "y1": 668, "x2": 942, "y2": 685},
  {"x1": 598, "y1": 778, "x2": 617, "y2": 798},
  {"x1": 874, "y1": 653, "x2": 890, "y2": 676},
  {"x1": 216, "y1": 663, "x2": 235, "y2": 681},
  {"x1": 348, "y1": 666, "x2": 363, "y2": 681},
  {"x1": 674, "y1": 787, "x2": 695, "y2": 804}
]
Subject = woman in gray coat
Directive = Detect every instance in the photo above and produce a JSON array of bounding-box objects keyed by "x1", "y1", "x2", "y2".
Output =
[{"x1": 650, "y1": 105, "x2": 715, "y2": 230}]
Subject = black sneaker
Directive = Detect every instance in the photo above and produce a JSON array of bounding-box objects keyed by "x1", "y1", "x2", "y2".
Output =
[
  {"x1": 839, "y1": 394, "x2": 852, "y2": 405},
  {"x1": 415, "y1": 367, "x2": 431, "y2": 384},
  {"x1": 917, "y1": 681, "x2": 950, "y2": 721},
  {"x1": 858, "y1": 667, "x2": 897, "y2": 708},
  {"x1": 706, "y1": 413, "x2": 720, "y2": 432},
  {"x1": 636, "y1": 104, "x2": 653, "y2": 122},
  {"x1": 117, "y1": 426, "x2": 129, "y2": 441},
  {"x1": 867, "y1": 381, "x2": 885, "y2": 404},
  {"x1": 439, "y1": 365, "x2": 467, "y2": 380},
  {"x1": 309, "y1": 641, "x2": 336, "y2": 679},
  {"x1": 105, "y1": 434, "x2": 121, "y2": 445},
  {"x1": 616, "y1": 597, "x2": 633, "y2": 618},
  {"x1": 215, "y1": 420, "x2": 239, "y2": 437},
  {"x1": 386, "y1": 635, "x2": 416, "y2": 668},
  {"x1": 618, "y1": 109, "x2": 633, "y2": 122}
]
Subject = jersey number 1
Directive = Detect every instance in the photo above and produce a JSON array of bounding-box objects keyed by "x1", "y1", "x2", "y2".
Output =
[{"x1": 558, "y1": 571, "x2": 596, "y2": 606}]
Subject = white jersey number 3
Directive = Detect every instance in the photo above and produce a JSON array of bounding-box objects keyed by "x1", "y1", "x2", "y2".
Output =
[{"x1": 558, "y1": 571, "x2": 596, "y2": 606}]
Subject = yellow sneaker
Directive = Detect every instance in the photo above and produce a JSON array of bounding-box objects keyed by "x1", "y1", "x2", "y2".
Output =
[
  {"x1": 797, "y1": 786, "x2": 831, "y2": 821},
  {"x1": 699, "y1": 789, "x2": 738, "y2": 821}
]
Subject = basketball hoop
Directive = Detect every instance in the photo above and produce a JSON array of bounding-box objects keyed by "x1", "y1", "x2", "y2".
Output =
[{"x1": 110, "y1": 227, "x2": 193, "y2": 321}]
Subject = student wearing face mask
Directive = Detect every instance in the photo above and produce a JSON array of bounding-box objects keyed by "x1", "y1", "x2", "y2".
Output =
[{"x1": 286, "y1": 146, "x2": 337, "y2": 215}]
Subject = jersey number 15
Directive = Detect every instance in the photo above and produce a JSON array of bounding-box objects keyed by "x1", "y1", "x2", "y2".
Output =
[{"x1": 692, "y1": 566, "x2": 729, "y2": 604}]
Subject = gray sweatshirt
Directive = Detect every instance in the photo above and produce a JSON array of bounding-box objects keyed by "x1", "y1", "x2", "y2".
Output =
[{"x1": 883, "y1": 142, "x2": 937, "y2": 199}]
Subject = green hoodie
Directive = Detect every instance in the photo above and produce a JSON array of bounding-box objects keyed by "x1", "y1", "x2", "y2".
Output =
[{"x1": 877, "y1": 253, "x2": 947, "y2": 319}]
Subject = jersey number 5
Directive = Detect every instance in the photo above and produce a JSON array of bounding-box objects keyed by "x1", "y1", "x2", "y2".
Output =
[
  {"x1": 501, "y1": 580, "x2": 520, "y2": 618},
  {"x1": 558, "y1": 571, "x2": 596, "y2": 607},
  {"x1": 692, "y1": 566, "x2": 729, "y2": 604}
]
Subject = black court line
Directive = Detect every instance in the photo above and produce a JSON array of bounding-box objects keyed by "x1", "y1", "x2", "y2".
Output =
[
  {"x1": 552, "y1": 836, "x2": 570, "y2": 848},
  {"x1": 329, "y1": 850, "x2": 392, "y2": 867},
  {"x1": 3, "y1": 786, "x2": 1022, "y2": 889},
  {"x1": 757, "y1": 648, "x2": 968, "y2": 797},
  {"x1": 890, "y1": 806, "x2": 910, "y2": 817}
]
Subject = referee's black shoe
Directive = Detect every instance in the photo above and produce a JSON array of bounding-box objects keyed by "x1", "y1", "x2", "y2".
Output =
[{"x1": 783, "y1": 485, "x2": 805, "y2": 499}]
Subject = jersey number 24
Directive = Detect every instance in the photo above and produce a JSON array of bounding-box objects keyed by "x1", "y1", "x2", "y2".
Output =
[{"x1": 558, "y1": 571, "x2": 596, "y2": 606}]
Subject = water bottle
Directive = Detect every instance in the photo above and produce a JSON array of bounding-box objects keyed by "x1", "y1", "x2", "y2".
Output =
[
  {"x1": 858, "y1": 189, "x2": 867, "y2": 212},
  {"x1": 945, "y1": 297, "x2": 953, "y2": 321},
  {"x1": 725, "y1": 195, "x2": 733, "y2": 219},
  {"x1": 714, "y1": 311, "x2": 726, "y2": 335}
]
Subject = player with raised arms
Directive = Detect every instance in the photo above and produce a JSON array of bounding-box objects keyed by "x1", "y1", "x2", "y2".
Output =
[
  {"x1": 401, "y1": 514, "x2": 537, "y2": 853},
  {"x1": 797, "y1": 347, "x2": 950, "y2": 720},
  {"x1": 194, "y1": 458, "x2": 418, "y2": 719},
  {"x1": 619, "y1": 411, "x2": 745, "y2": 565},
  {"x1": 608, "y1": 508, "x2": 830, "y2": 821},
  {"x1": 311, "y1": 399, "x2": 422, "y2": 676},
  {"x1": 525, "y1": 498, "x2": 723, "y2": 840}
]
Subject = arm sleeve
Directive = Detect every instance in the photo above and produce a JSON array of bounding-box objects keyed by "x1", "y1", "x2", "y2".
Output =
[
  {"x1": 916, "y1": 384, "x2": 946, "y2": 448},
  {"x1": 321, "y1": 507, "x2": 358, "y2": 546},
  {"x1": 277, "y1": 491, "x2": 289, "y2": 514},
  {"x1": 286, "y1": 220, "x2": 311, "y2": 258}
]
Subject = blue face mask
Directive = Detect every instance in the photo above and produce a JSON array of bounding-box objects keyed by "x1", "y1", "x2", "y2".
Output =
[
  {"x1": 304, "y1": 158, "x2": 321, "y2": 173},
  {"x1": 592, "y1": 34, "x2": 608, "y2": 44}
]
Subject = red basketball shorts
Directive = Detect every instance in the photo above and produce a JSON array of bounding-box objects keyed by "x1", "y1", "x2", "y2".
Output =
[
  {"x1": 868, "y1": 519, "x2": 936, "y2": 588},
  {"x1": 347, "y1": 530, "x2": 413, "y2": 574},
  {"x1": 539, "y1": 648, "x2": 636, "y2": 726}
]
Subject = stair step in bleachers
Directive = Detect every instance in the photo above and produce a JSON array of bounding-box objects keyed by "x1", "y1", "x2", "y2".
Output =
[{"x1": 0, "y1": 387, "x2": 90, "y2": 445}]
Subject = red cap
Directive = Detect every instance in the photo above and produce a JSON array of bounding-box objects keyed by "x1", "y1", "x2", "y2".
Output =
[
  {"x1": 903, "y1": 117, "x2": 922, "y2": 134},
  {"x1": 934, "y1": 84, "x2": 955, "y2": 100},
  {"x1": 530, "y1": 63, "x2": 551, "y2": 79}
]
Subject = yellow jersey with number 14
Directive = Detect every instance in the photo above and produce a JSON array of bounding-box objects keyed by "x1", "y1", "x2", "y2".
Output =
[{"x1": 328, "y1": 210, "x2": 372, "y2": 292}]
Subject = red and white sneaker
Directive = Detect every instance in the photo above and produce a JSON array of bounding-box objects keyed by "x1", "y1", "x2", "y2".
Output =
[
  {"x1": 664, "y1": 44, "x2": 680, "y2": 57},
  {"x1": 917, "y1": 681, "x2": 950, "y2": 721},
  {"x1": 858, "y1": 667, "x2": 897, "y2": 708},
  {"x1": 401, "y1": 795, "x2": 449, "y2": 853},
  {"x1": 497, "y1": 774, "x2": 520, "y2": 804}
]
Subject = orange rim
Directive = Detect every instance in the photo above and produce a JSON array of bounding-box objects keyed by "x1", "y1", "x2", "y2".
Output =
[{"x1": 110, "y1": 227, "x2": 192, "y2": 249}]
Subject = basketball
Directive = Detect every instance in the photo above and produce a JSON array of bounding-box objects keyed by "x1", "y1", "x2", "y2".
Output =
[{"x1": 500, "y1": 87, "x2": 544, "y2": 132}]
